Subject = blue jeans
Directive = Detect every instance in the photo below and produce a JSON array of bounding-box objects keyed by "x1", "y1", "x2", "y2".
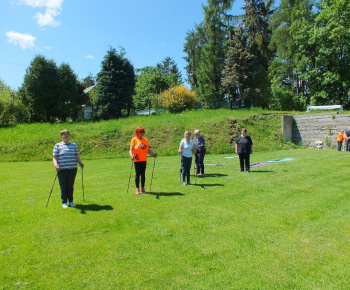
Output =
[{"x1": 181, "y1": 156, "x2": 192, "y2": 183}]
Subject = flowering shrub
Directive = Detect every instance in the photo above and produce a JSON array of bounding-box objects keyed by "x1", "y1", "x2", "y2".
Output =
[{"x1": 160, "y1": 85, "x2": 197, "y2": 113}]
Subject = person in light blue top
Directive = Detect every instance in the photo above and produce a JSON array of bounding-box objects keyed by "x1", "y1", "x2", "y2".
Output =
[
  {"x1": 178, "y1": 131, "x2": 197, "y2": 186},
  {"x1": 53, "y1": 129, "x2": 84, "y2": 208}
]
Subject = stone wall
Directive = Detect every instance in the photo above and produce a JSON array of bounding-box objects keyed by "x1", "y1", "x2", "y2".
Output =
[{"x1": 283, "y1": 113, "x2": 350, "y2": 148}]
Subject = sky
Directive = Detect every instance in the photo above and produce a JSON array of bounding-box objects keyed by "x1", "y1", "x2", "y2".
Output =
[{"x1": 1, "y1": 0, "x2": 247, "y2": 90}]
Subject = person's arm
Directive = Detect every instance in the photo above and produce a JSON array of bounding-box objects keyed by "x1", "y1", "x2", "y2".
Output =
[
  {"x1": 129, "y1": 146, "x2": 134, "y2": 160},
  {"x1": 250, "y1": 137, "x2": 253, "y2": 154},
  {"x1": 53, "y1": 156, "x2": 60, "y2": 171},
  {"x1": 148, "y1": 148, "x2": 157, "y2": 157},
  {"x1": 235, "y1": 143, "x2": 238, "y2": 154},
  {"x1": 75, "y1": 154, "x2": 84, "y2": 168}
]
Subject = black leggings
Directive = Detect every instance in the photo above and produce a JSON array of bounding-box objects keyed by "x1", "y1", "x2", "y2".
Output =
[
  {"x1": 57, "y1": 168, "x2": 77, "y2": 204},
  {"x1": 195, "y1": 153, "x2": 205, "y2": 174},
  {"x1": 134, "y1": 161, "x2": 147, "y2": 189}
]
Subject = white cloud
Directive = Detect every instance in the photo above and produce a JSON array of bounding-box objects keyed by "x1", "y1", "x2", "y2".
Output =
[
  {"x1": 20, "y1": 0, "x2": 63, "y2": 27},
  {"x1": 35, "y1": 9, "x2": 61, "y2": 27},
  {"x1": 86, "y1": 55, "x2": 94, "y2": 60},
  {"x1": 6, "y1": 31, "x2": 36, "y2": 49}
]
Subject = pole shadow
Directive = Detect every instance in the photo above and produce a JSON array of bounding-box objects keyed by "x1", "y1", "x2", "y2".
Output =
[
  {"x1": 74, "y1": 204, "x2": 114, "y2": 214},
  {"x1": 191, "y1": 183, "x2": 224, "y2": 189},
  {"x1": 195, "y1": 173, "x2": 228, "y2": 177},
  {"x1": 147, "y1": 192, "x2": 185, "y2": 200}
]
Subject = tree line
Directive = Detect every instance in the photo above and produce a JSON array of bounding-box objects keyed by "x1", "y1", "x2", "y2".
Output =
[
  {"x1": 184, "y1": 0, "x2": 350, "y2": 110},
  {"x1": 0, "y1": 48, "x2": 186, "y2": 124},
  {"x1": 1, "y1": 0, "x2": 349, "y2": 125}
]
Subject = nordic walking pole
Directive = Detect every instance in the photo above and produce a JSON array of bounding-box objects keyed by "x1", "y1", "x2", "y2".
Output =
[
  {"x1": 81, "y1": 167, "x2": 85, "y2": 201},
  {"x1": 193, "y1": 159, "x2": 197, "y2": 185},
  {"x1": 127, "y1": 159, "x2": 133, "y2": 193},
  {"x1": 150, "y1": 156, "x2": 156, "y2": 192},
  {"x1": 46, "y1": 173, "x2": 58, "y2": 208}
]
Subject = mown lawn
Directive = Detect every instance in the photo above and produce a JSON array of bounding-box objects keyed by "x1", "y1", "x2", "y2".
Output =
[{"x1": 1, "y1": 149, "x2": 350, "y2": 289}]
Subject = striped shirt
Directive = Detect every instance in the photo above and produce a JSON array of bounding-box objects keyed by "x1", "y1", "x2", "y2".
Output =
[{"x1": 53, "y1": 142, "x2": 79, "y2": 170}]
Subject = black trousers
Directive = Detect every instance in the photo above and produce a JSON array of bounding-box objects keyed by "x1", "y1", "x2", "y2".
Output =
[
  {"x1": 239, "y1": 153, "x2": 251, "y2": 172},
  {"x1": 134, "y1": 161, "x2": 147, "y2": 189},
  {"x1": 195, "y1": 153, "x2": 205, "y2": 174},
  {"x1": 57, "y1": 168, "x2": 77, "y2": 204},
  {"x1": 181, "y1": 156, "x2": 192, "y2": 183},
  {"x1": 338, "y1": 141, "x2": 343, "y2": 151}
]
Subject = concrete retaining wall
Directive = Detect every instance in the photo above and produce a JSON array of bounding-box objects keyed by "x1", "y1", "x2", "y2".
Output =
[{"x1": 283, "y1": 113, "x2": 350, "y2": 148}]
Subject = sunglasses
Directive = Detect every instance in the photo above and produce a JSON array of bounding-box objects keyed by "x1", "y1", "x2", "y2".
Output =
[{"x1": 139, "y1": 131, "x2": 145, "y2": 133}]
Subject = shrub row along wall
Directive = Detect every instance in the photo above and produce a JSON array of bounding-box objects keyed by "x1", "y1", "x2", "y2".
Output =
[{"x1": 283, "y1": 113, "x2": 350, "y2": 148}]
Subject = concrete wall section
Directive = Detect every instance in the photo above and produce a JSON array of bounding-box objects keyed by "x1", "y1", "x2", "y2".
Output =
[
  {"x1": 282, "y1": 115, "x2": 294, "y2": 141},
  {"x1": 291, "y1": 113, "x2": 350, "y2": 147}
]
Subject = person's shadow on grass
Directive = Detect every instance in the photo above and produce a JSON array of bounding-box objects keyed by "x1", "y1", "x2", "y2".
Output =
[
  {"x1": 147, "y1": 192, "x2": 185, "y2": 200},
  {"x1": 74, "y1": 204, "x2": 114, "y2": 214}
]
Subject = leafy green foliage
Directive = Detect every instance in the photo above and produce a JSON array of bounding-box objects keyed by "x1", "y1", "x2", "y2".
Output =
[
  {"x1": 0, "y1": 80, "x2": 29, "y2": 125},
  {"x1": 133, "y1": 67, "x2": 168, "y2": 111}
]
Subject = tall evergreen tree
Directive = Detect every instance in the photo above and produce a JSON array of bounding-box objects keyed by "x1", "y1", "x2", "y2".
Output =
[
  {"x1": 196, "y1": 0, "x2": 234, "y2": 107},
  {"x1": 222, "y1": 26, "x2": 253, "y2": 101},
  {"x1": 93, "y1": 47, "x2": 135, "y2": 119},
  {"x1": 57, "y1": 63, "x2": 81, "y2": 121},
  {"x1": 183, "y1": 25, "x2": 205, "y2": 89},
  {"x1": 157, "y1": 57, "x2": 183, "y2": 87},
  {"x1": 22, "y1": 55, "x2": 60, "y2": 122},
  {"x1": 243, "y1": 0, "x2": 274, "y2": 108}
]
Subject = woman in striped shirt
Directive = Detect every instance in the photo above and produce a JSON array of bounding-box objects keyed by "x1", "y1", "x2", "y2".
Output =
[{"x1": 53, "y1": 129, "x2": 84, "y2": 208}]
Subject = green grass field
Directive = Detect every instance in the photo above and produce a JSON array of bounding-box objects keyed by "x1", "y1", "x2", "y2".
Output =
[{"x1": 1, "y1": 149, "x2": 350, "y2": 289}]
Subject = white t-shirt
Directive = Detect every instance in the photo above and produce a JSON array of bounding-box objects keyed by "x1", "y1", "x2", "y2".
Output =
[{"x1": 180, "y1": 138, "x2": 193, "y2": 158}]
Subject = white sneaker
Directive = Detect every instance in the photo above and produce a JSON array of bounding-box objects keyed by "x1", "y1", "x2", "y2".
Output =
[
  {"x1": 69, "y1": 202, "x2": 76, "y2": 207},
  {"x1": 62, "y1": 203, "x2": 68, "y2": 209}
]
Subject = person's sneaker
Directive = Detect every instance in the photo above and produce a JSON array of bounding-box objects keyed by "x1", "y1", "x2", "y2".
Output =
[
  {"x1": 136, "y1": 188, "x2": 140, "y2": 195},
  {"x1": 62, "y1": 203, "x2": 68, "y2": 209},
  {"x1": 141, "y1": 188, "x2": 146, "y2": 193},
  {"x1": 183, "y1": 182, "x2": 186, "y2": 186},
  {"x1": 246, "y1": 170, "x2": 250, "y2": 173},
  {"x1": 69, "y1": 202, "x2": 76, "y2": 207}
]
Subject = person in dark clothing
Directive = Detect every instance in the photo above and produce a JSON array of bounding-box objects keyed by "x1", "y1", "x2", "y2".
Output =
[
  {"x1": 193, "y1": 129, "x2": 206, "y2": 175},
  {"x1": 346, "y1": 130, "x2": 350, "y2": 151},
  {"x1": 235, "y1": 128, "x2": 253, "y2": 173}
]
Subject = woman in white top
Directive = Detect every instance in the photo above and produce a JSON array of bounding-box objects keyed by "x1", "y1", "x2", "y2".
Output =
[{"x1": 178, "y1": 131, "x2": 197, "y2": 186}]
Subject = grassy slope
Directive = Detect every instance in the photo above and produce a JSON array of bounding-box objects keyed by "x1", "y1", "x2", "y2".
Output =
[
  {"x1": 0, "y1": 109, "x2": 299, "y2": 162},
  {"x1": 1, "y1": 149, "x2": 350, "y2": 288}
]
